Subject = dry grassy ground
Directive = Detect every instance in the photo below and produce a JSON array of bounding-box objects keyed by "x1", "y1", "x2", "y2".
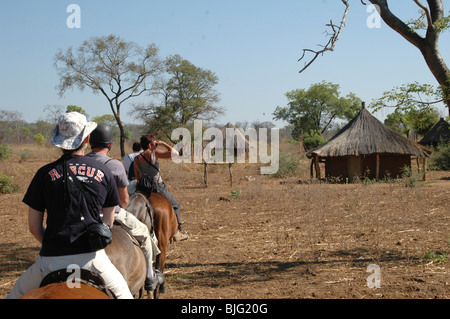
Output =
[{"x1": 0, "y1": 142, "x2": 448, "y2": 299}]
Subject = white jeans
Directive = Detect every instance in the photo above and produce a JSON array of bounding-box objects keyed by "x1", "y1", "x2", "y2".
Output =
[{"x1": 6, "y1": 250, "x2": 133, "y2": 299}]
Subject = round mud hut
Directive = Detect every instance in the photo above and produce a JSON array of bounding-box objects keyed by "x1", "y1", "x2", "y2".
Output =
[{"x1": 307, "y1": 103, "x2": 430, "y2": 182}]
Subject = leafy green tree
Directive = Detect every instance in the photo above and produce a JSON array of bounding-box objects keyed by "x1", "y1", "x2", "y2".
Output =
[
  {"x1": 273, "y1": 81, "x2": 362, "y2": 140},
  {"x1": 92, "y1": 114, "x2": 117, "y2": 127},
  {"x1": 55, "y1": 34, "x2": 162, "y2": 157},
  {"x1": 384, "y1": 107, "x2": 440, "y2": 137},
  {"x1": 303, "y1": 129, "x2": 327, "y2": 150},
  {"x1": 372, "y1": 82, "x2": 442, "y2": 137},
  {"x1": 134, "y1": 54, "x2": 223, "y2": 140},
  {"x1": 66, "y1": 105, "x2": 88, "y2": 117}
]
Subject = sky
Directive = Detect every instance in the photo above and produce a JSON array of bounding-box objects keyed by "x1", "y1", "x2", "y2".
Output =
[{"x1": 0, "y1": 0, "x2": 449, "y2": 128}]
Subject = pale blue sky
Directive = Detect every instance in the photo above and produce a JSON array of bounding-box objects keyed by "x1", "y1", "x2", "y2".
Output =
[{"x1": 0, "y1": 1, "x2": 448, "y2": 127}]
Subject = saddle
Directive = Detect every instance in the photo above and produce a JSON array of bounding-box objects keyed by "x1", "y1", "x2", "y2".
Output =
[{"x1": 40, "y1": 268, "x2": 117, "y2": 299}]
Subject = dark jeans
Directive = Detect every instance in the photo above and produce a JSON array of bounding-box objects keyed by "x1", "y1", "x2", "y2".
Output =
[{"x1": 157, "y1": 182, "x2": 181, "y2": 226}]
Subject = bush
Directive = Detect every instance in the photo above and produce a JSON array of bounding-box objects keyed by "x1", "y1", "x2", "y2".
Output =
[
  {"x1": 0, "y1": 143, "x2": 12, "y2": 161},
  {"x1": 400, "y1": 165, "x2": 419, "y2": 188},
  {"x1": 429, "y1": 142, "x2": 450, "y2": 170},
  {"x1": 33, "y1": 134, "x2": 46, "y2": 147},
  {"x1": 272, "y1": 153, "x2": 299, "y2": 178},
  {"x1": 303, "y1": 129, "x2": 325, "y2": 150},
  {"x1": 0, "y1": 173, "x2": 19, "y2": 194}
]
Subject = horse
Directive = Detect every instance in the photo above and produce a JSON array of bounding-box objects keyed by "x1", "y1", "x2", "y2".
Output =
[
  {"x1": 19, "y1": 283, "x2": 110, "y2": 299},
  {"x1": 105, "y1": 192, "x2": 154, "y2": 298},
  {"x1": 18, "y1": 268, "x2": 115, "y2": 299},
  {"x1": 147, "y1": 192, "x2": 178, "y2": 297}
]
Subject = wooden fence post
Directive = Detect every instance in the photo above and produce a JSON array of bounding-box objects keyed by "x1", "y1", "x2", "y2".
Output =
[{"x1": 203, "y1": 162, "x2": 208, "y2": 187}]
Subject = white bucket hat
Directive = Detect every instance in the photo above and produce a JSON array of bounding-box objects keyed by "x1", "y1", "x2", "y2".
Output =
[{"x1": 51, "y1": 112, "x2": 97, "y2": 150}]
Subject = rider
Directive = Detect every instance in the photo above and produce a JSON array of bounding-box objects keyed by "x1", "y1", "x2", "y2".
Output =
[
  {"x1": 134, "y1": 134, "x2": 189, "y2": 241},
  {"x1": 86, "y1": 123, "x2": 163, "y2": 291},
  {"x1": 123, "y1": 142, "x2": 142, "y2": 180},
  {"x1": 7, "y1": 112, "x2": 133, "y2": 299}
]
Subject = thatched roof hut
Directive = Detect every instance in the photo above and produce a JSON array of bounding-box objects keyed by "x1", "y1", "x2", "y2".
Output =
[
  {"x1": 307, "y1": 103, "x2": 429, "y2": 181},
  {"x1": 220, "y1": 122, "x2": 251, "y2": 151},
  {"x1": 419, "y1": 118, "x2": 450, "y2": 147}
]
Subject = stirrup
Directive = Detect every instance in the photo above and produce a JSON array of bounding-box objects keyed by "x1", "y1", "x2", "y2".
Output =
[{"x1": 145, "y1": 270, "x2": 164, "y2": 291}]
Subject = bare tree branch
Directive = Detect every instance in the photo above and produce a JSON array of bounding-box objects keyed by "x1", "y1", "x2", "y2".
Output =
[
  {"x1": 298, "y1": 0, "x2": 350, "y2": 73},
  {"x1": 413, "y1": 0, "x2": 433, "y2": 27}
]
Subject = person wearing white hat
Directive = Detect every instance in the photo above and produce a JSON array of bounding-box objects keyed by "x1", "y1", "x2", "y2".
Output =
[{"x1": 7, "y1": 112, "x2": 133, "y2": 299}]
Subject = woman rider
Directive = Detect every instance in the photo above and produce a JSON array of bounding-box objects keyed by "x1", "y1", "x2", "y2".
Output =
[{"x1": 134, "y1": 134, "x2": 189, "y2": 242}]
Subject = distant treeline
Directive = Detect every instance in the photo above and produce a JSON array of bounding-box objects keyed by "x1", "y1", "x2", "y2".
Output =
[{"x1": 0, "y1": 109, "x2": 146, "y2": 146}]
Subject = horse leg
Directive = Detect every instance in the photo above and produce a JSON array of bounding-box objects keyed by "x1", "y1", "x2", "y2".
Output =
[{"x1": 149, "y1": 193, "x2": 179, "y2": 298}]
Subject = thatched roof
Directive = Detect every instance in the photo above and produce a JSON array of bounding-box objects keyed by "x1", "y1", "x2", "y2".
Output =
[
  {"x1": 419, "y1": 118, "x2": 450, "y2": 146},
  {"x1": 307, "y1": 106, "x2": 429, "y2": 158}
]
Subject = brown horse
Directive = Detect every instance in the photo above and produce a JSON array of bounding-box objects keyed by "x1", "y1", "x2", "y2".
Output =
[
  {"x1": 105, "y1": 193, "x2": 154, "y2": 298},
  {"x1": 19, "y1": 283, "x2": 110, "y2": 299},
  {"x1": 148, "y1": 192, "x2": 178, "y2": 297}
]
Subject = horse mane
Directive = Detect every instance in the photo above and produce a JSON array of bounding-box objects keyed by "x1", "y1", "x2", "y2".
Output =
[{"x1": 128, "y1": 193, "x2": 155, "y2": 234}]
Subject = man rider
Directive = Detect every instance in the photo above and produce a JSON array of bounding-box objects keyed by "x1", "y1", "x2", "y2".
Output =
[
  {"x1": 7, "y1": 112, "x2": 133, "y2": 299},
  {"x1": 86, "y1": 123, "x2": 163, "y2": 291}
]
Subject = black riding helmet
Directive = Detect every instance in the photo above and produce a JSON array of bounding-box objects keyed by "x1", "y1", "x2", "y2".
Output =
[{"x1": 90, "y1": 123, "x2": 114, "y2": 148}]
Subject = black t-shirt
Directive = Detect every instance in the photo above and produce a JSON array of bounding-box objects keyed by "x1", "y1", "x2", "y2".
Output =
[{"x1": 23, "y1": 154, "x2": 121, "y2": 256}]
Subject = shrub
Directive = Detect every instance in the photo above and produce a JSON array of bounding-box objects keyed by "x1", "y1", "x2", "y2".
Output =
[
  {"x1": 19, "y1": 149, "x2": 33, "y2": 162},
  {"x1": 303, "y1": 129, "x2": 325, "y2": 150},
  {"x1": 33, "y1": 133, "x2": 46, "y2": 147},
  {"x1": 400, "y1": 165, "x2": 418, "y2": 188},
  {"x1": 229, "y1": 189, "x2": 242, "y2": 199},
  {"x1": 272, "y1": 153, "x2": 299, "y2": 178},
  {"x1": 0, "y1": 173, "x2": 19, "y2": 194},
  {"x1": 0, "y1": 143, "x2": 12, "y2": 161},
  {"x1": 423, "y1": 251, "x2": 448, "y2": 263},
  {"x1": 429, "y1": 142, "x2": 450, "y2": 170}
]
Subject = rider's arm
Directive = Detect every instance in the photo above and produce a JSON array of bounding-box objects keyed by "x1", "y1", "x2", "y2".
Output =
[
  {"x1": 154, "y1": 140, "x2": 179, "y2": 159},
  {"x1": 28, "y1": 207, "x2": 45, "y2": 243},
  {"x1": 118, "y1": 186, "x2": 129, "y2": 209},
  {"x1": 101, "y1": 206, "x2": 115, "y2": 228}
]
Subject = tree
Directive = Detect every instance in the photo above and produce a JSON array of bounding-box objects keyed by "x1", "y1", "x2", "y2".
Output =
[
  {"x1": 43, "y1": 105, "x2": 64, "y2": 124},
  {"x1": 134, "y1": 54, "x2": 224, "y2": 140},
  {"x1": 0, "y1": 109, "x2": 25, "y2": 144},
  {"x1": 273, "y1": 81, "x2": 362, "y2": 140},
  {"x1": 384, "y1": 107, "x2": 440, "y2": 137},
  {"x1": 55, "y1": 34, "x2": 162, "y2": 156},
  {"x1": 372, "y1": 81, "x2": 442, "y2": 137},
  {"x1": 66, "y1": 105, "x2": 88, "y2": 117},
  {"x1": 299, "y1": 1, "x2": 450, "y2": 115}
]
